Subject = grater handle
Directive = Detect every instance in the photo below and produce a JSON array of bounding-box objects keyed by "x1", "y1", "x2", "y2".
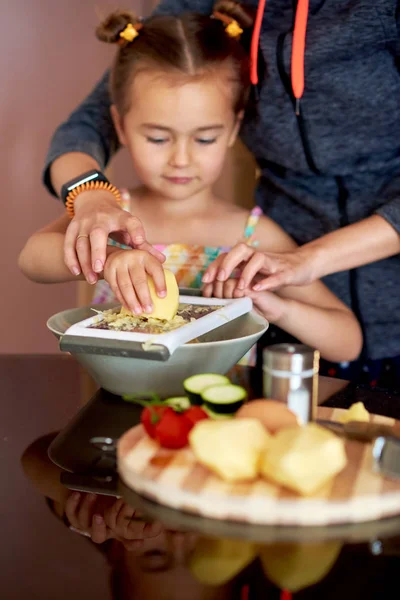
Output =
[{"x1": 59, "y1": 335, "x2": 171, "y2": 361}]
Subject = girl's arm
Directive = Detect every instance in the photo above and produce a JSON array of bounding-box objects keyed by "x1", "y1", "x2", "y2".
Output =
[{"x1": 246, "y1": 286, "x2": 362, "y2": 363}]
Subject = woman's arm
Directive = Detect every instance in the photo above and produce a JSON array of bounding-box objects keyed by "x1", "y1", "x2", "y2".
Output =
[
  {"x1": 238, "y1": 215, "x2": 400, "y2": 292},
  {"x1": 18, "y1": 213, "x2": 120, "y2": 284},
  {"x1": 18, "y1": 216, "x2": 167, "y2": 313},
  {"x1": 43, "y1": 71, "x2": 118, "y2": 197},
  {"x1": 289, "y1": 214, "x2": 400, "y2": 285},
  {"x1": 204, "y1": 216, "x2": 363, "y2": 362},
  {"x1": 249, "y1": 216, "x2": 363, "y2": 361}
]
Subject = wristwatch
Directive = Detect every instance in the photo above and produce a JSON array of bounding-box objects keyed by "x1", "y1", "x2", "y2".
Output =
[{"x1": 61, "y1": 169, "x2": 121, "y2": 218}]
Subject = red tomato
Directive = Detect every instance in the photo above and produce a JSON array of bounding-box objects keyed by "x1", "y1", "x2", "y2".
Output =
[
  {"x1": 141, "y1": 406, "x2": 168, "y2": 439},
  {"x1": 153, "y1": 407, "x2": 192, "y2": 449},
  {"x1": 183, "y1": 406, "x2": 209, "y2": 427}
]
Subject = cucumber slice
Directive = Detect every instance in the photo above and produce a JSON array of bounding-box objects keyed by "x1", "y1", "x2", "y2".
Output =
[
  {"x1": 165, "y1": 396, "x2": 190, "y2": 411},
  {"x1": 202, "y1": 405, "x2": 235, "y2": 420},
  {"x1": 183, "y1": 373, "x2": 230, "y2": 405},
  {"x1": 201, "y1": 384, "x2": 247, "y2": 414}
]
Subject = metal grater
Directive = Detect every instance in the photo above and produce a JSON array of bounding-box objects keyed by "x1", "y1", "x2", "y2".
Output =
[{"x1": 59, "y1": 296, "x2": 253, "y2": 361}]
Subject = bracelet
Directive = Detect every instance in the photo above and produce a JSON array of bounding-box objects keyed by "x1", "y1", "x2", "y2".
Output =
[{"x1": 65, "y1": 180, "x2": 121, "y2": 218}]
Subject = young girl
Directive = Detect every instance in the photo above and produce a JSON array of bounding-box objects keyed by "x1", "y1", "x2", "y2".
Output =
[{"x1": 19, "y1": 2, "x2": 362, "y2": 363}]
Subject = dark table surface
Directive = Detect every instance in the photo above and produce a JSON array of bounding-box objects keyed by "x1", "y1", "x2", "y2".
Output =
[{"x1": 4, "y1": 354, "x2": 400, "y2": 600}]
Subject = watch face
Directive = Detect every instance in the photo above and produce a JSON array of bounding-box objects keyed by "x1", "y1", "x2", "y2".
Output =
[
  {"x1": 68, "y1": 171, "x2": 106, "y2": 191},
  {"x1": 61, "y1": 170, "x2": 109, "y2": 203}
]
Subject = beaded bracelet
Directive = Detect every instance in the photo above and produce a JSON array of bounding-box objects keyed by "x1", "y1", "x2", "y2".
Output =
[{"x1": 65, "y1": 180, "x2": 121, "y2": 218}]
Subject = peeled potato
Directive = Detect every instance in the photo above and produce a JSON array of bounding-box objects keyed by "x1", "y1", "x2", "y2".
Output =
[
  {"x1": 120, "y1": 268, "x2": 179, "y2": 321},
  {"x1": 189, "y1": 419, "x2": 270, "y2": 482},
  {"x1": 259, "y1": 541, "x2": 342, "y2": 592},
  {"x1": 236, "y1": 399, "x2": 299, "y2": 434},
  {"x1": 189, "y1": 537, "x2": 256, "y2": 585},
  {"x1": 260, "y1": 423, "x2": 347, "y2": 495},
  {"x1": 339, "y1": 401, "x2": 370, "y2": 424}
]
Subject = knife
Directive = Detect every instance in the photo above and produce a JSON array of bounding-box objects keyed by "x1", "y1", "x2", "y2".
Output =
[
  {"x1": 316, "y1": 419, "x2": 400, "y2": 443},
  {"x1": 317, "y1": 419, "x2": 400, "y2": 479}
]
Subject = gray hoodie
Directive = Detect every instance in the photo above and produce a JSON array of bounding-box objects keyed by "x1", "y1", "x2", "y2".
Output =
[{"x1": 43, "y1": 0, "x2": 400, "y2": 360}]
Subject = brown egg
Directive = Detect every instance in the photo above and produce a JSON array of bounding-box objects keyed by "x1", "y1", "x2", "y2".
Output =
[{"x1": 236, "y1": 399, "x2": 299, "y2": 434}]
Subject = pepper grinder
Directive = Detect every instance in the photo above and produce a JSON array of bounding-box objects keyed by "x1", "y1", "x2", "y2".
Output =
[{"x1": 263, "y1": 343, "x2": 320, "y2": 424}]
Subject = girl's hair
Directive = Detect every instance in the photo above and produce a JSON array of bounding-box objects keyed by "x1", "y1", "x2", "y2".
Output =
[{"x1": 96, "y1": 1, "x2": 256, "y2": 116}]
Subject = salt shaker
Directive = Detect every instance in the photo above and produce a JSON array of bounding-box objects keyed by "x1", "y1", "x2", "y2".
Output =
[{"x1": 263, "y1": 343, "x2": 320, "y2": 424}]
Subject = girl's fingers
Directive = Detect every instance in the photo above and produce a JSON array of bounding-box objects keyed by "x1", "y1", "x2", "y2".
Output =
[
  {"x1": 105, "y1": 498, "x2": 125, "y2": 531},
  {"x1": 128, "y1": 265, "x2": 152, "y2": 313},
  {"x1": 115, "y1": 502, "x2": 136, "y2": 537},
  {"x1": 145, "y1": 259, "x2": 167, "y2": 299},
  {"x1": 105, "y1": 267, "x2": 124, "y2": 306},
  {"x1": 222, "y1": 279, "x2": 237, "y2": 299},
  {"x1": 211, "y1": 280, "x2": 224, "y2": 298},
  {"x1": 116, "y1": 268, "x2": 142, "y2": 314},
  {"x1": 64, "y1": 492, "x2": 82, "y2": 530},
  {"x1": 76, "y1": 493, "x2": 97, "y2": 532},
  {"x1": 201, "y1": 282, "x2": 213, "y2": 297},
  {"x1": 90, "y1": 514, "x2": 109, "y2": 544}
]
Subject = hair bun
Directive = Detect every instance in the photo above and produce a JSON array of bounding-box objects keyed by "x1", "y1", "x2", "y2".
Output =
[
  {"x1": 212, "y1": 1, "x2": 255, "y2": 30},
  {"x1": 96, "y1": 10, "x2": 140, "y2": 44}
]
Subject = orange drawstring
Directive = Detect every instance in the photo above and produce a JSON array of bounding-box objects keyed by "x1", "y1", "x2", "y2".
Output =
[
  {"x1": 250, "y1": 0, "x2": 266, "y2": 86},
  {"x1": 250, "y1": 0, "x2": 309, "y2": 115},
  {"x1": 291, "y1": 0, "x2": 309, "y2": 114}
]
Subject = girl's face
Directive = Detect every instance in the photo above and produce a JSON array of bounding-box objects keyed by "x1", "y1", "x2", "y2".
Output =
[{"x1": 112, "y1": 69, "x2": 242, "y2": 201}]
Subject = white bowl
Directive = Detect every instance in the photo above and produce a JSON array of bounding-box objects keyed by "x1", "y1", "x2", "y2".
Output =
[{"x1": 47, "y1": 303, "x2": 268, "y2": 397}]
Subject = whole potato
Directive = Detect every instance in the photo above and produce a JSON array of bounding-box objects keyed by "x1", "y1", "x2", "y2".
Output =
[{"x1": 236, "y1": 399, "x2": 299, "y2": 434}]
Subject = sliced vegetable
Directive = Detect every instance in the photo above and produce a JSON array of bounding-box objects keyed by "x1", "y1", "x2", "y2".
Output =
[
  {"x1": 183, "y1": 373, "x2": 230, "y2": 405},
  {"x1": 201, "y1": 384, "x2": 247, "y2": 415},
  {"x1": 203, "y1": 405, "x2": 235, "y2": 420},
  {"x1": 189, "y1": 419, "x2": 270, "y2": 482},
  {"x1": 165, "y1": 396, "x2": 191, "y2": 411}
]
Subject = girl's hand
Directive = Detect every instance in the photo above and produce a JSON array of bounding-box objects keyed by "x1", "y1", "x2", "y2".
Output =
[
  {"x1": 103, "y1": 248, "x2": 166, "y2": 315},
  {"x1": 65, "y1": 493, "x2": 164, "y2": 551},
  {"x1": 64, "y1": 191, "x2": 165, "y2": 285},
  {"x1": 244, "y1": 288, "x2": 287, "y2": 323},
  {"x1": 202, "y1": 242, "x2": 318, "y2": 291}
]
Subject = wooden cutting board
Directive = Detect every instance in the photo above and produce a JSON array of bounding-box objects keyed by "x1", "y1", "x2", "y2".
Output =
[{"x1": 117, "y1": 407, "x2": 400, "y2": 526}]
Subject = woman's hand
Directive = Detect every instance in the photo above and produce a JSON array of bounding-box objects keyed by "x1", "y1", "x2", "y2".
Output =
[
  {"x1": 202, "y1": 252, "x2": 288, "y2": 323},
  {"x1": 65, "y1": 493, "x2": 164, "y2": 550},
  {"x1": 64, "y1": 191, "x2": 165, "y2": 284},
  {"x1": 103, "y1": 248, "x2": 166, "y2": 315},
  {"x1": 202, "y1": 243, "x2": 318, "y2": 291}
]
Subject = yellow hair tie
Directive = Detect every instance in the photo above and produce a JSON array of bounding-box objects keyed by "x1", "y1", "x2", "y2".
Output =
[
  {"x1": 212, "y1": 12, "x2": 243, "y2": 40},
  {"x1": 120, "y1": 23, "x2": 140, "y2": 43},
  {"x1": 225, "y1": 20, "x2": 243, "y2": 39}
]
